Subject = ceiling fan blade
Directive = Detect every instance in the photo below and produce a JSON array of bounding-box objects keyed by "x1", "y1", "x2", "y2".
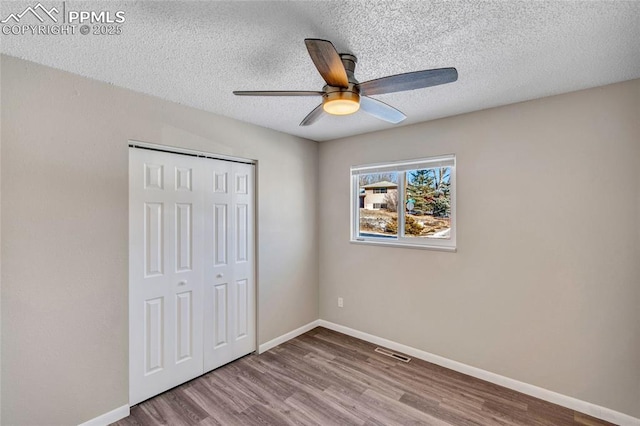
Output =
[
  {"x1": 304, "y1": 39, "x2": 349, "y2": 88},
  {"x1": 358, "y1": 68, "x2": 458, "y2": 96},
  {"x1": 299, "y1": 104, "x2": 325, "y2": 126},
  {"x1": 360, "y1": 96, "x2": 407, "y2": 124},
  {"x1": 233, "y1": 90, "x2": 323, "y2": 96}
]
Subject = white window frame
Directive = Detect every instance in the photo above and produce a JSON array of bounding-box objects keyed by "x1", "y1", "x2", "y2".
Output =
[{"x1": 350, "y1": 155, "x2": 456, "y2": 252}]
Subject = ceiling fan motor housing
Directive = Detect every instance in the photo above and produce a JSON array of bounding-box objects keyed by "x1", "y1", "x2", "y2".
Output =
[
  {"x1": 340, "y1": 53, "x2": 358, "y2": 80},
  {"x1": 322, "y1": 54, "x2": 360, "y2": 115}
]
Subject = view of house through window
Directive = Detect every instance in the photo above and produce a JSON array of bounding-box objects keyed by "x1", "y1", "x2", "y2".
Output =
[
  {"x1": 352, "y1": 155, "x2": 456, "y2": 249},
  {"x1": 358, "y1": 173, "x2": 398, "y2": 238}
]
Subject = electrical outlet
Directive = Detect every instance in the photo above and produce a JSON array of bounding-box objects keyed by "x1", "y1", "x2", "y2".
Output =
[{"x1": 338, "y1": 297, "x2": 344, "y2": 308}]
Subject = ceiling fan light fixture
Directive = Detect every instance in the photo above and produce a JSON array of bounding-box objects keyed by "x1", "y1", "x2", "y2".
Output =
[{"x1": 323, "y1": 91, "x2": 360, "y2": 115}]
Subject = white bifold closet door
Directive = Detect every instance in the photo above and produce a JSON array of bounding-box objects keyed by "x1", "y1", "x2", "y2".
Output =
[
  {"x1": 129, "y1": 147, "x2": 255, "y2": 405},
  {"x1": 202, "y1": 159, "x2": 255, "y2": 372}
]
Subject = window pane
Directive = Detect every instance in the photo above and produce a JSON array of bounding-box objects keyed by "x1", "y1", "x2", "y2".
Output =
[
  {"x1": 358, "y1": 173, "x2": 398, "y2": 238},
  {"x1": 404, "y1": 167, "x2": 451, "y2": 239}
]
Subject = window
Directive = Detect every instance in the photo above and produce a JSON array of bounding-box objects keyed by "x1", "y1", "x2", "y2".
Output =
[
  {"x1": 372, "y1": 203, "x2": 388, "y2": 209},
  {"x1": 351, "y1": 155, "x2": 456, "y2": 251}
]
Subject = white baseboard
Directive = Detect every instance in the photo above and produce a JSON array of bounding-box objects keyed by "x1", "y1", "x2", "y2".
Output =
[
  {"x1": 77, "y1": 404, "x2": 130, "y2": 426},
  {"x1": 258, "y1": 320, "x2": 321, "y2": 354},
  {"x1": 318, "y1": 320, "x2": 640, "y2": 426}
]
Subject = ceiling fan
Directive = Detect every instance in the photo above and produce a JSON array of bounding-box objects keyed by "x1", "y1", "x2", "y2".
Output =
[{"x1": 233, "y1": 39, "x2": 458, "y2": 126}]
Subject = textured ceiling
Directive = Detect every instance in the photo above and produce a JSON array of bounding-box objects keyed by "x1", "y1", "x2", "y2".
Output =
[{"x1": 1, "y1": 1, "x2": 639, "y2": 141}]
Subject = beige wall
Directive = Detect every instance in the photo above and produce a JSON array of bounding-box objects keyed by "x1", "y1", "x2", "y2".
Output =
[
  {"x1": 0, "y1": 55, "x2": 319, "y2": 425},
  {"x1": 319, "y1": 79, "x2": 640, "y2": 417}
]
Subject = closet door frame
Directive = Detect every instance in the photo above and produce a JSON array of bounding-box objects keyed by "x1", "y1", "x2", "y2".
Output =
[{"x1": 128, "y1": 140, "x2": 259, "y2": 405}]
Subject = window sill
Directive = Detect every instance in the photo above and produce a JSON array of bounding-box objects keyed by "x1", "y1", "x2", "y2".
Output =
[{"x1": 350, "y1": 239, "x2": 457, "y2": 252}]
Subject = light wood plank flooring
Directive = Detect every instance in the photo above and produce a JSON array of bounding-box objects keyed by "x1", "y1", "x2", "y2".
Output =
[{"x1": 114, "y1": 327, "x2": 615, "y2": 425}]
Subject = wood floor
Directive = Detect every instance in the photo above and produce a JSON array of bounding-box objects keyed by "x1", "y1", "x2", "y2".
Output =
[{"x1": 114, "y1": 327, "x2": 615, "y2": 426}]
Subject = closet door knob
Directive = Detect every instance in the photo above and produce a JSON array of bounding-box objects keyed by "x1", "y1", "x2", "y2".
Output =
[
  {"x1": 178, "y1": 281, "x2": 187, "y2": 286},
  {"x1": 217, "y1": 273, "x2": 224, "y2": 278}
]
